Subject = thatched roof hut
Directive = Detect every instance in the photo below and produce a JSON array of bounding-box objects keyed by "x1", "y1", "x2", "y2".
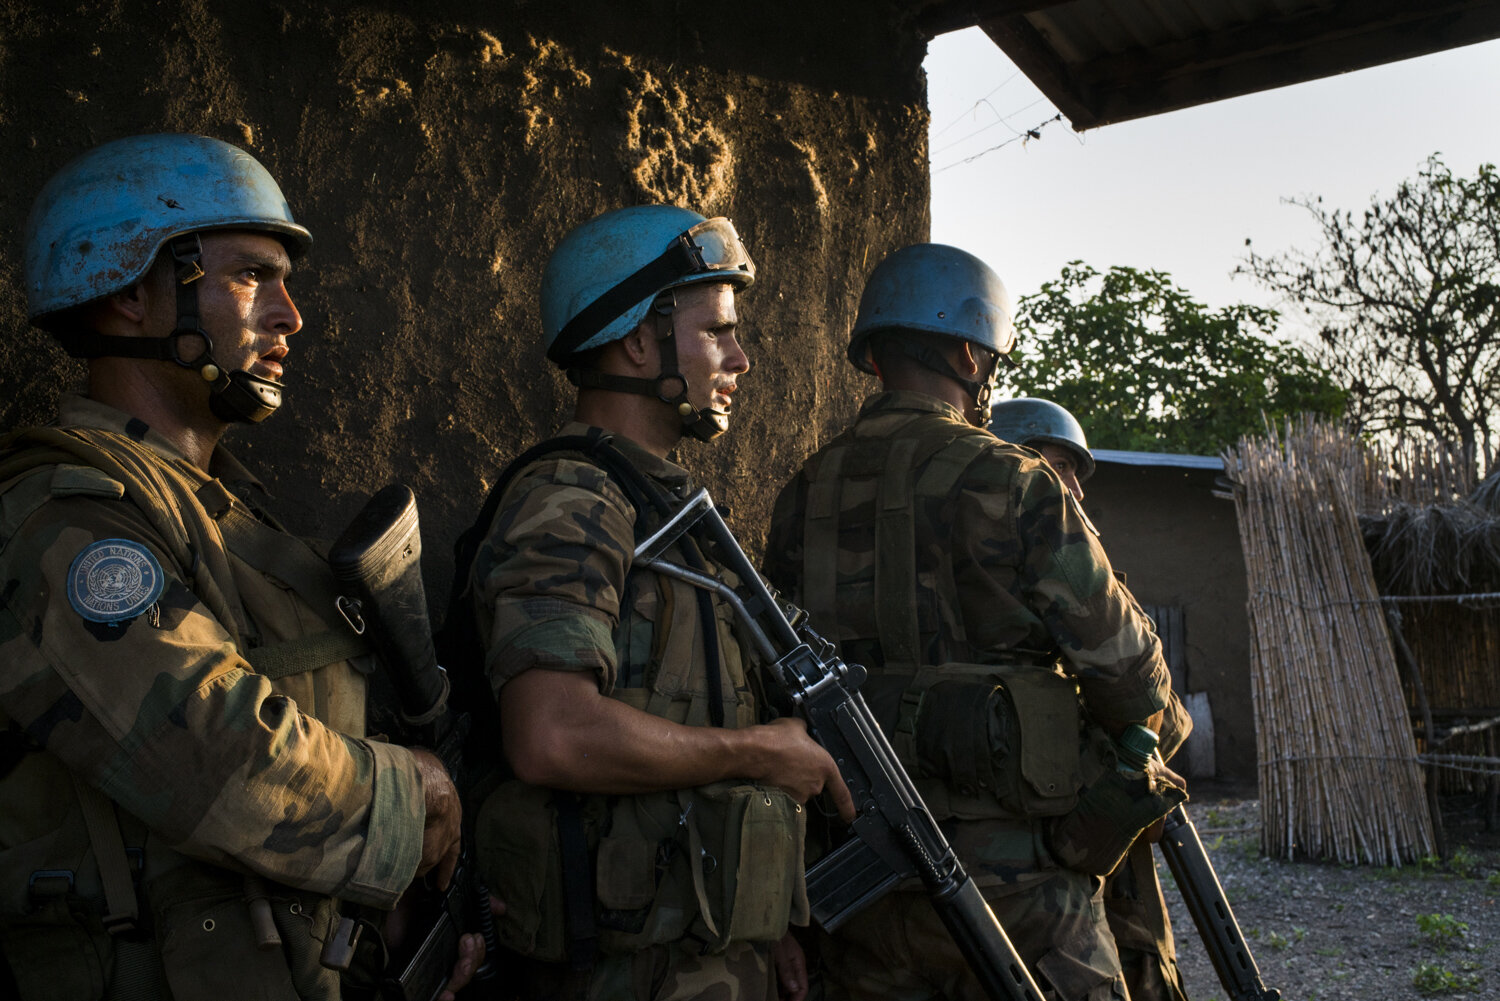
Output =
[{"x1": 1359, "y1": 466, "x2": 1500, "y2": 831}]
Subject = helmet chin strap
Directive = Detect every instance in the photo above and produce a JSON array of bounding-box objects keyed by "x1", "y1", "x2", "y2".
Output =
[
  {"x1": 56, "y1": 234, "x2": 282, "y2": 424},
  {"x1": 565, "y1": 293, "x2": 729, "y2": 442},
  {"x1": 651, "y1": 310, "x2": 728, "y2": 442},
  {"x1": 169, "y1": 235, "x2": 282, "y2": 424},
  {"x1": 898, "y1": 341, "x2": 1002, "y2": 427}
]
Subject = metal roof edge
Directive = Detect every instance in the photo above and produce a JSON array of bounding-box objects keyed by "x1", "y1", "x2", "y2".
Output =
[{"x1": 1093, "y1": 449, "x2": 1225, "y2": 470}]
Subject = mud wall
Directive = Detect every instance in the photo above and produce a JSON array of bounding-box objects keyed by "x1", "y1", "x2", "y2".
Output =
[
  {"x1": 1084, "y1": 463, "x2": 1256, "y2": 783},
  {"x1": 0, "y1": 0, "x2": 931, "y2": 602}
]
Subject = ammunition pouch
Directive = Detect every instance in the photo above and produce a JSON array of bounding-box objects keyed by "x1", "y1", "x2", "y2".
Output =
[
  {"x1": 147, "y1": 865, "x2": 337, "y2": 1001},
  {"x1": 865, "y1": 663, "x2": 1085, "y2": 822},
  {"x1": 1046, "y1": 734, "x2": 1187, "y2": 877},
  {"x1": 474, "y1": 778, "x2": 807, "y2": 963}
]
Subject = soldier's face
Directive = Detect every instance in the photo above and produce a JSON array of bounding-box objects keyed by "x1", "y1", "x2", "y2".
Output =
[
  {"x1": 668, "y1": 283, "x2": 749, "y2": 424},
  {"x1": 189, "y1": 231, "x2": 302, "y2": 385},
  {"x1": 1037, "y1": 443, "x2": 1085, "y2": 502}
]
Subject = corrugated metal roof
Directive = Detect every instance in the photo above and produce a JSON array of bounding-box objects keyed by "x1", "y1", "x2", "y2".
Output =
[
  {"x1": 917, "y1": 0, "x2": 1500, "y2": 129},
  {"x1": 1093, "y1": 448, "x2": 1225, "y2": 469}
]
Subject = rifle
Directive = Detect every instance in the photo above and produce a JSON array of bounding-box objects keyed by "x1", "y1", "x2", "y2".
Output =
[
  {"x1": 325, "y1": 484, "x2": 502, "y2": 1000},
  {"x1": 1157, "y1": 800, "x2": 1280, "y2": 1001},
  {"x1": 632, "y1": 488, "x2": 1045, "y2": 1001}
]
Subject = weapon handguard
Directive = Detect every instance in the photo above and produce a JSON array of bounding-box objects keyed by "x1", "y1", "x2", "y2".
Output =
[
  {"x1": 633, "y1": 488, "x2": 1045, "y2": 1001},
  {"x1": 326, "y1": 484, "x2": 501, "y2": 997},
  {"x1": 1157, "y1": 798, "x2": 1280, "y2": 1001}
]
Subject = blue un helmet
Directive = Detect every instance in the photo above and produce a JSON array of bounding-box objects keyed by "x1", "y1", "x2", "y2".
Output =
[
  {"x1": 989, "y1": 397, "x2": 1096, "y2": 482},
  {"x1": 542, "y1": 205, "x2": 755, "y2": 441},
  {"x1": 849, "y1": 243, "x2": 1015, "y2": 424},
  {"x1": 24, "y1": 134, "x2": 312, "y2": 423}
]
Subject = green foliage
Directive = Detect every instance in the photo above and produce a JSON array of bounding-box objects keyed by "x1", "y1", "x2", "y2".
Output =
[
  {"x1": 1242, "y1": 155, "x2": 1500, "y2": 472},
  {"x1": 1007, "y1": 263, "x2": 1346, "y2": 454},
  {"x1": 1412, "y1": 961, "x2": 1483, "y2": 994},
  {"x1": 1486, "y1": 871, "x2": 1500, "y2": 889},
  {"x1": 1416, "y1": 913, "x2": 1469, "y2": 951},
  {"x1": 1448, "y1": 846, "x2": 1480, "y2": 879},
  {"x1": 1266, "y1": 926, "x2": 1307, "y2": 951}
]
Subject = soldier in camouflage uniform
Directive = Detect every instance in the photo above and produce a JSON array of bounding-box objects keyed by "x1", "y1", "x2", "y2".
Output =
[
  {"x1": 461, "y1": 206, "x2": 854, "y2": 1001},
  {"x1": 990, "y1": 398, "x2": 1193, "y2": 1001},
  {"x1": 764, "y1": 244, "x2": 1184, "y2": 1001},
  {"x1": 0, "y1": 135, "x2": 482, "y2": 1000}
]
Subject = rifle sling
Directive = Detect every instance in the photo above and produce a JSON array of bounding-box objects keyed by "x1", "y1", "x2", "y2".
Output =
[
  {"x1": 555, "y1": 793, "x2": 598, "y2": 971},
  {"x1": 248, "y1": 631, "x2": 373, "y2": 680},
  {"x1": 195, "y1": 479, "x2": 369, "y2": 677}
]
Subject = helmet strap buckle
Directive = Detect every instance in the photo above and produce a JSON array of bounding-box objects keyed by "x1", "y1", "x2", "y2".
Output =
[{"x1": 164, "y1": 233, "x2": 282, "y2": 425}]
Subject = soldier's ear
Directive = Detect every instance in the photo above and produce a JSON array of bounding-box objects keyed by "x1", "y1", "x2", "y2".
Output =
[
  {"x1": 106, "y1": 282, "x2": 150, "y2": 324},
  {"x1": 100, "y1": 253, "x2": 174, "y2": 331},
  {"x1": 956, "y1": 340, "x2": 982, "y2": 377},
  {"x1": 620, "y1": 323, "x2": 656, "y2": 368}
]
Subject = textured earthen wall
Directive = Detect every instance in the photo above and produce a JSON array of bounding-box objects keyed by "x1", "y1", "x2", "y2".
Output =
[
  {"x1": 0, "y1": 1, "x2": 930, "y2": 602},
  {"x1": 1084, "y1": 464, "x2": 1256, "y2": 783}
]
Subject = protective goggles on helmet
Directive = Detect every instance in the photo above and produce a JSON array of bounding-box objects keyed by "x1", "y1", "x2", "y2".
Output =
[{"x1": 548, "y1": 217, "x2": 754, "y2": 364}]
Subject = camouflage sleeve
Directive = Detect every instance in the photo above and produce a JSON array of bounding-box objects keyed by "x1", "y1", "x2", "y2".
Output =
[
  {"x1": 0, "y1": 487, "x2": 423, "y2": 910},
  {"x1": 471, "y1": 456, "x2": 637, "y2": 695},
  {"x1": 966, "y1": 454, "x2": 1171, "y2": 724},
  {"x1": 762, "y1": 470, "x2": 809, "y2": 599}
]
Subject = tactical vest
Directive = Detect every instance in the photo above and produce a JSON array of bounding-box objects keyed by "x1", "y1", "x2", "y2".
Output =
[
  {"x1": 455, "y1": 433, "x2": 808, "y2": 966},
  {"x1": 0, "y1": 426, "x2": 371, "y2": 1001},
  {"x1": 795, "y1": 420, "x2": 1089, "y2": 823}
]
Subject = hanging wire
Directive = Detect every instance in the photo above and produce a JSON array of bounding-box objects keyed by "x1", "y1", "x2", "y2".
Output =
[
  {"x1": 931, "y1": 96, "x2": 1049, "y2": 156},
  {"x1": 933, "y1": 113, "x2": 1065, "y2": 173},
  {"x1": 930, "y1": 70, "x2": 1023, "y2": 140}
]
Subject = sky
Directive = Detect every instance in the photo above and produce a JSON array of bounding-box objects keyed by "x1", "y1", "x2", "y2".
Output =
[{"x1": 925, "y1": 28, "x2": 1500, "y2": 330}]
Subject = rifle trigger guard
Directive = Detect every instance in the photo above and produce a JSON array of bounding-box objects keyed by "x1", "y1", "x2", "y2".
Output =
[{"x1": 336, "y1": 595, "x2": 366, "y2": 635}]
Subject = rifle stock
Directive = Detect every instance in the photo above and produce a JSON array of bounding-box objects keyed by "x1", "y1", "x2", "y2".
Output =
[
  {"x1": 1157, "y1": 802, "x2": 1280, "y2": 1001},
  {"x1": 632, "y1": 488, "x2": 1045, "y2": 1001},
  {"x1": 328, "y1": 484, "x2": 501, "y2": 1000}
]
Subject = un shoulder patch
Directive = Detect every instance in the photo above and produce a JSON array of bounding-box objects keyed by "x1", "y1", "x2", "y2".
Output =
[{"x1": 67, "y1": 538, "x2": 165, "y2": 624}]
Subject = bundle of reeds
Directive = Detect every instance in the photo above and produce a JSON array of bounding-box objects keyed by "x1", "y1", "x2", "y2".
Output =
[{"x1": 1225, "y1": 418, "x2": 1435, "y2": 865}]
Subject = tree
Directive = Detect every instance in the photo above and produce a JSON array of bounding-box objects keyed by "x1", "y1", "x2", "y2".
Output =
[
  {"x1": 1004, "y1": 263, "x2": 1346, "y2": 455},
  {"x1": 1241, "y1": 155, "x2": 1500, "y2": 473}
]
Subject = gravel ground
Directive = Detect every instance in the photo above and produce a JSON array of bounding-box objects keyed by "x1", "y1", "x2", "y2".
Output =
[{"x1": 1161, "y1": 787, "x2": 1500, "y2": 1001}]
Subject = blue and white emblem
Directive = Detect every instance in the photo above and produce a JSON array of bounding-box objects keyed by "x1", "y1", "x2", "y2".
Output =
[{"x1": 67, "y1": 539, "x2": 165, "y2": 624}]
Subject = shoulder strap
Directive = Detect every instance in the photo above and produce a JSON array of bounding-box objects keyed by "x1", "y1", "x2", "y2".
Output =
[
  {"x1": 0, "y1": 427, "x2": 250, "y2": 645},
  {"x1": 70, "y1": 773, "x2": 141, "y2": 936},
  {"x1": 2, "y1": 428, "x2": 365, "y2": 680},
  {"x1": 801, "y1": 423, "x2": 998, "y2": 670},
  {"x1": 438, "y1": 431, "x2": 676, "y2": 766},
  {"x1": 439, "y1": 430, "x2": 668, "y2": 653}
]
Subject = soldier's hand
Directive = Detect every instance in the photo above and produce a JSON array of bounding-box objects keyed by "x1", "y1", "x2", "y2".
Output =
[
  {"x1": 437, "y1": 932, "x2": 486, "y2": 1000},
  {"x1": 1144, "y1": 757, "x2": 1187, "y2": 843},
  {"x1": 772, "y1": 931, "x2": 809, "y2": 1001},
  {"x1": 438, "y1": 896, "x2": 504, "y2": 998},
  {"x1": 410, "y1": 748, "x2": 462, "y2": 888},
  {"x1": 754, "y1": 717, "x2": 856, "y2": 822}
]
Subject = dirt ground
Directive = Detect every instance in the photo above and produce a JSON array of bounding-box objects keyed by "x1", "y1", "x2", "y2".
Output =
[{"x1": 1163, "y1": 786, "x2": 1500, "y2": 1001}]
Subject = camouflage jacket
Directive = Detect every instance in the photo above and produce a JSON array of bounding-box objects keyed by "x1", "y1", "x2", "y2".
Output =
[
  {"x1": 766, "y1": 392, "x2": 1174, "y2": 881},
  {"x1": 469, "y1": 425, "x2": 812, "y2": 956},
  {"x1": 471, "y1": 422, "x2": 759, "y2": 724},
  {"x1": 765, "y1": 391, "x2": 1170, "y2": 724},
  {"x1": 0, "y1": 396, "x2": 424, "y2": 928}
]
